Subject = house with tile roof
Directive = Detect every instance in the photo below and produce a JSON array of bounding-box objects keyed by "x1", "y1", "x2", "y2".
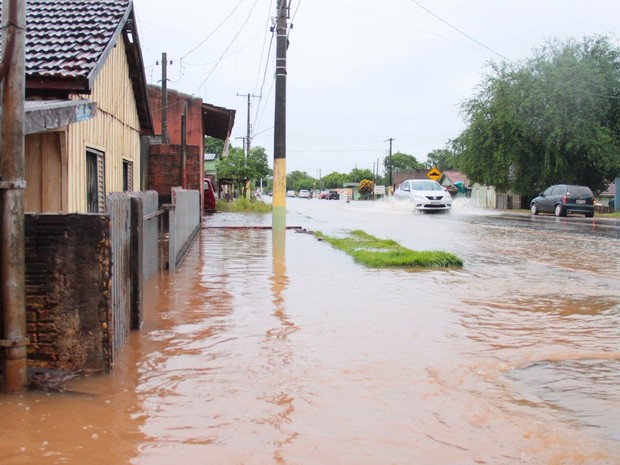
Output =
[{"x1": 1, "y1": 0, "x2": 153, "y2": 213}]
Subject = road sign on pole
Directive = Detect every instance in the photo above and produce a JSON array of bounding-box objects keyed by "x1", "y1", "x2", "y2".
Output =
[{"x1": 427, "y1": 167, "x2": 442, "y2": 181}]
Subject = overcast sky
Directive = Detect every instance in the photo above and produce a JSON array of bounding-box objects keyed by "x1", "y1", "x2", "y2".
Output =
[{"x1": 132, "y1": 0, "x2": 619, "y2": 177}]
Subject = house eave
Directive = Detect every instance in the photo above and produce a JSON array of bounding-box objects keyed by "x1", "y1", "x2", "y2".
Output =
[{"x1": 24, "y1": 99, "x2": 97, "y2": 134}]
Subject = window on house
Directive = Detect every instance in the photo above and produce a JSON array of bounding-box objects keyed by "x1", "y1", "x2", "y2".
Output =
[
  {"x1": 86, "y1": 148, "x2": 105, "y2": 213},
  {"x1": 123, "y1": 160, "x2": 133, "y2": 191}
]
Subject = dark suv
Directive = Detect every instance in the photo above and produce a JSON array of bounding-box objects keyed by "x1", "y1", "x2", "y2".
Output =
[
  {"x1": 327, "y1": 190, "x2": 340, "y2": 200},
  {"x1": 530, "y1": 184, "x2": 595, "y2": 217}
]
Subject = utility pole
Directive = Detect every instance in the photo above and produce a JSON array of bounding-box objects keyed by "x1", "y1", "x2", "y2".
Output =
[
  {"x1": 237, "y1": 93, "x2": 259, "y2": 198},
  {"x1": 160, "y1": 52, "x2": 169, "y2": 144},
  {"x1": 235, "y1": 136, "x2": 246, "y2": 155},
  {"x1": 180, "y1": 102, "x2": 187, "y2": 188},
  {"x1": 237, "y1": 93, "x2": 260, "y2": 158},
  {"x1": 272, "y1": 0, "x2": 289, "y2": 230},
  {"x1": 0, "y1": 0, "x2": 28, "y2": 392},
  {"x1": 385, "y1": 138, "x2": 394, "y2": 193},
  {"x1": 237, "y1": 94, "x2": 261, "y2": 158}
]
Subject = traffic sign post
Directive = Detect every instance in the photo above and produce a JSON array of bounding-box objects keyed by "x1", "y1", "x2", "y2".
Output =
[{"x1": 427, "y1": 167, "x2": 442, "y2": 181}]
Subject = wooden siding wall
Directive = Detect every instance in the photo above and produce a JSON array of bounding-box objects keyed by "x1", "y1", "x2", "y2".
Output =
[
  {"x1": 66, "y1": 37, "x2": 142, "y2": 213},
  {"x1": 25, "y1": 132, "x2": 65, "y2": 212}
]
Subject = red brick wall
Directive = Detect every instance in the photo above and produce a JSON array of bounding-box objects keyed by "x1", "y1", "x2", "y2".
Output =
[
  {"x1": 25, "y1": 214, "x2": 112, "y2": 372},
  {"x1": 149, "y1": 144, "x2": 202, "y2": 200},
  {"x1": 147, "y1": 86, "x2": 205, "y2": 149}
]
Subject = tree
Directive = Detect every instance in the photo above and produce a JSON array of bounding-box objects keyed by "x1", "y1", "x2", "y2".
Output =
[
  {"x1": 347, "y1": 168, "x2": 374, "y2": 183},
  {"x1": 247, "y1": 146, "x2": 272, "y2": 181},
  {"x1": 322, "y1": 172, "x2": 346, "y2": 189},
  {"x1": 383, "y1": 152, "x2": 424, "y2": 176},
  {"x1": 216, "y1": 147, "x2": 250, "y2": 195},
  {"x1": 457, "y1": 35, "x2": 620, "y2": 195},
  {"x1": 204, "y1": 136, "x2": 225, "y2": 157},
  {"x1": 359, "y1": 179, "x2": 374, "y2": 198},
  {"x1": 286, "y1": 170, "x2": 316, "y2": 191},
  {"x1": 216, "y1": 145, "x2": 271, "y2": 196},
  {"x1": 425, "y1": 148, "x2": 459, "y2": 171}
]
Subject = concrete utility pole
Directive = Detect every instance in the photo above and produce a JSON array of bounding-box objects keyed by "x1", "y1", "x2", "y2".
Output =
[
  {"x1": 0, "y1": 0, "x2": 28, "y2": 393},
  {"x1": 160, "y1": 52, "x2": 169, "y2": 144},
  {"x1": 385, "y1": 138, "x2": 394, "y2": 192},
  {"x1": 272, "y1": 0, "x2": 289, "y2": 230},
  {"x1": 237, "y1": 93, "x2": 259, "y2": 198},
  {"x1": 180, "y1": 102, "x2": 187, "y2": 188},
  {"x1": 237, "y1": 93, "x2": 260, "y2": 158}
]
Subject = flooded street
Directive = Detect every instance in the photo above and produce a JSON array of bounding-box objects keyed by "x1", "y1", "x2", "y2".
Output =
[{"x1": 1, "y1": 198, "x2": 619, "y2": 464}]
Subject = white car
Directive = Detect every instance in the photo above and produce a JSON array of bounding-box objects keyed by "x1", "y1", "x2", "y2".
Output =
[
  {"x1": 393, "y1": 179, "x2": 452, "y2": 212},
  {"x1": 286, "y1": 190, "x2": 296, "y2": 198},
  {"x1": 298, "y1": 189, "x2": 311, "y2": 199}
]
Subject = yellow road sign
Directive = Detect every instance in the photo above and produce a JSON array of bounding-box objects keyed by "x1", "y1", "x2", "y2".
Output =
[{"x1": 427, "y1": 167, "x2": 442, "y2": 181}]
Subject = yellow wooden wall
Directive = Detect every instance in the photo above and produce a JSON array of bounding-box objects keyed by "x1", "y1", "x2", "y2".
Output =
[
  {"x1": 65, "y1": 36, "x2": 142, "y2": 213},
  {"x1": 24, "y1": 132, "x2": 64, "y2": 212}
]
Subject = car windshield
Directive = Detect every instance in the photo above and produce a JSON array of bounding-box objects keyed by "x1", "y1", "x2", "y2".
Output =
[{"x1": 411, "y1": 181, "x2": 442, "y2": 191}]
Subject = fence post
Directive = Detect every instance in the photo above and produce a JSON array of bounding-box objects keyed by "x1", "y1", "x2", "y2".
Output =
[{"x1": 130, "y1": 197, "x2": 143, "y2": 330}]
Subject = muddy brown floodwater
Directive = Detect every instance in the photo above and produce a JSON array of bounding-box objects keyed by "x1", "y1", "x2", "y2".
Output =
[{"x1": 1, "y1": 198, "x2": 619, "y2": 465}]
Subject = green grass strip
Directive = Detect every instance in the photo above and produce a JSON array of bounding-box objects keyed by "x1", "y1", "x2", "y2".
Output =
[
  {"x1": 216, "y1": 198, "x2": 272, "y2": 213},
  {"x1": 315, "y1": 229, "x2": 463, "y2": 268}
]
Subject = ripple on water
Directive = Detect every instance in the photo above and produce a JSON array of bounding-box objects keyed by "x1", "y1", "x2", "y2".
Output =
[{"x1": 507, "y1": 357, "x2": 620, "y2": 442}]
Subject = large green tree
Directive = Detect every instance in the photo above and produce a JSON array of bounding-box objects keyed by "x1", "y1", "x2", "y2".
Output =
[
  {"x1": 247, "y1": 146, "x2": 272, "y2": 182},
  {"x1": 457, "y1": 35, "x2": 620, "y2": 195},
  {"x1": 216, "y1": 145, "x2": 271, "y2": 196},
  {"x1": 347, "y1": 168, "x2": 374, "y2": 183},
  {"x1": 286, "y1": 170, "x2": 316, "y2": 191},
  {"x1": 425, "y1": 148, "x2": 459, "y2": 171},
  {"x1": 322, "y1": 172, "x2": 346, "y2": 189},
  {"x1": 204, "y1": 136, "x2": 225, "y2": 156},
  {"x1": 383, "y1": 152, "x2": 425, "y2": 176}
]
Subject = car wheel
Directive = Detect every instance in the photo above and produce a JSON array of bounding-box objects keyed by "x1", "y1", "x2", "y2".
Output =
[
  {"x1": 530, "y1": 203, "x2": 538, "y2": 215},
  {"x1": 554, "y1": 204, "x2": 565, "y2": 217},
  {"x1": 585, "y1": 211, "x2": 594, "y2": 218}
]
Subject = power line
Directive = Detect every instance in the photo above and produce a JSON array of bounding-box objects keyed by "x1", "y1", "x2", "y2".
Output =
[
  {"x1": 193, "y1": 0, "x2": 261, "y2": 97},
  {"x1": 252, "y1": 29, "x2": 275, "y2": 131},
  {"x1": 407, "y1": 0, "x2": 514, "y2": 64},
  {"x1": 254, "y1": 0, "x2": 275, "y2": 92},
  {"x1": 180, "y1": 0, "x2": 247, "y2": 60}
]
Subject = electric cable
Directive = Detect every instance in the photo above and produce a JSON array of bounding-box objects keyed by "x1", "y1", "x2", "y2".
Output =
[
  {"x1": 407, "y1": 0, "x2": 514, "y2": 63},
  {"x1": 180, "y1": 0, "x2": 247, "y2": 60},
  {"x1": 193, "y1": 0, "x2": 261, "y2": 98}
]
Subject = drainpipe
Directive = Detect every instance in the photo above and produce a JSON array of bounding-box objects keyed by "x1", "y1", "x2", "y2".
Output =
[{"x1": 0, "y1": 0, "x2": 28, "y2": 393}]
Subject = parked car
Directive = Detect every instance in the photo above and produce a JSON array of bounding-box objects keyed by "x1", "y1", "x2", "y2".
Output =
[
  {"x1": 327, "y1": 190, "x2": 340, "y2": 200},
  {"x1": 530, "y1": 184, "x2": 595, "y2": 217},
  {"x1": 286, "y1": 190, "x2": 296, "y2": 198},
  {"x1": 393, "y1": 179, "x2": 452, "y2": 212},
  {"x1": 298, "y1": 189, "x2": 311, "y2": 199},
  {"x1": 203, "y1": 178, "x2": 216, "y2": 213}
]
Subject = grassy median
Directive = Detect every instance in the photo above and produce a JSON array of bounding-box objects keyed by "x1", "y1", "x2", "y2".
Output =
[
  {"x1": 216, "y1": 198, "x2": 272, "y2": 213},
  {"x1": 314, "y1": 229, "x2": 463, "y2": 268}
]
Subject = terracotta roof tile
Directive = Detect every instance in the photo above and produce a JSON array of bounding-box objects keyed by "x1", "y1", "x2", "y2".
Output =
[{"x1": 1, "y1": 0, "x2": 129, "y2": 81}]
